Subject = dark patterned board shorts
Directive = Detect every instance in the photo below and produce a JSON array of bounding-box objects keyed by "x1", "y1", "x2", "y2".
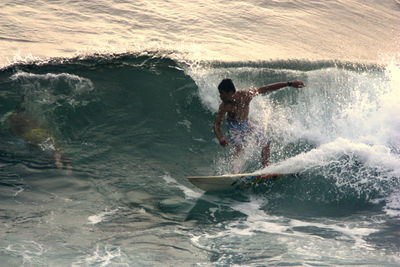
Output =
[{"x1": 227, "y1": 121, "x2": 271, "y2": 146}]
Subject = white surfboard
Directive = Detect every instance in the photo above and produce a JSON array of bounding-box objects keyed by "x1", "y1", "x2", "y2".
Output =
[{"x1": 187, "y1": 172, "x2": 285, "y2": 191}]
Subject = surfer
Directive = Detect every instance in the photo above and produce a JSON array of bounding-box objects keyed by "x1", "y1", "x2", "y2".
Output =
[
  {"x1": 214, "y1": 78, "x2": 305, "y2": 169},
  {"x1": 3, "y1": 101, "x2": 70, "y2": 169}
]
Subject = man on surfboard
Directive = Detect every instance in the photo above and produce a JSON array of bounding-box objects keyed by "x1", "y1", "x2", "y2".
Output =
[{"x1": 214, "y1": 78, "x2": 305, "y2": 170}]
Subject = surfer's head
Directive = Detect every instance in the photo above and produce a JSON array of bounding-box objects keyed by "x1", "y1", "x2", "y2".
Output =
[
  {"x1": 218, "y1": 79, "x2": 236, "y2": 102},
  {"x1": 218, "y1": 79, "x2": 236, "y2": 93}
]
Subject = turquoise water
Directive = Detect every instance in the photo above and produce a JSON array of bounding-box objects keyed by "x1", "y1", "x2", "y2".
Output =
[{"x1": 1, "y1": 1, "x2": 400, "y2": 266}]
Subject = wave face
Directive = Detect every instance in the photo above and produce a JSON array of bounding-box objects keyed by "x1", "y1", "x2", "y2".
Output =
[{"x1": 0, "y1": 54, "x2": 399, "y2": 266}]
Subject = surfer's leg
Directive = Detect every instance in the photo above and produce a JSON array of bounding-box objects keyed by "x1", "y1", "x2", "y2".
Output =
[
  {"x1": 233, "y1": 144, "x2": 243, "y2": 158},
  {"x1": 261, "y1": 142, "x2": 270, "y2": 167},
  {"x1": 231, "y1": 144, "x2": 244, "y2": 173},
  {"x1": 252, "y1": 126, "x2": 271, "y2": 168},
  {"x1": 227, "y1": 124, "x2": 247, "y2": 173}
]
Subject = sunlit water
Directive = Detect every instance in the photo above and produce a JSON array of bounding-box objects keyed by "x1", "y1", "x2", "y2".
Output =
[{"x1": 0, "y1": 1, "x2": 399, "y2": 266}]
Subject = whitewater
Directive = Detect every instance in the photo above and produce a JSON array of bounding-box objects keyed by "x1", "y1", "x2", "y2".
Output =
[{"x1": 0, "y1": 0, "x2": 399, "y2": 266}]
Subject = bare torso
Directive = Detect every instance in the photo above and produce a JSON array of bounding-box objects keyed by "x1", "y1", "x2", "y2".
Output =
[
  {"x1": 6, "y1": 111, "x2": 69, "y2": 169},
  {"x1": 8, "y1": 112, "x2": 40, "y2": 136},
  {"x1": 221, "y1": 91, "x2": 252, "y2": 122}
]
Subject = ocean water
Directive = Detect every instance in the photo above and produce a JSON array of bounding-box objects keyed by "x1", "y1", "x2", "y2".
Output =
[{"x1": 0, "y1": 0, "x2": 400, "y2": 266}]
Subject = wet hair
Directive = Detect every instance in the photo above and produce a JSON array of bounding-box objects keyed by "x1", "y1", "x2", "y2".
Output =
[{"x1": 218, "y1": 78, "x2": 236, "y2": 93}]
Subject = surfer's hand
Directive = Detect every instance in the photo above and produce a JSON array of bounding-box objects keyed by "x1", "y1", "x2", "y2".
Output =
[
  {"x1": 289, "y1": 80, "x2": 305, "y2": 88},
  {"x1": 219, "y1": 137, "x2": 228, "y2": 147}
]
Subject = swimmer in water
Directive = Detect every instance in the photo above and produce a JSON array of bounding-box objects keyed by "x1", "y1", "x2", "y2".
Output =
[{"x1": 3, "y1": 101, "x2": 69, "y2": 169}]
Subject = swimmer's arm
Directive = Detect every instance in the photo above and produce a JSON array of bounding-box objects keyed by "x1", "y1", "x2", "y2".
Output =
[
  {"x1": 247, "y1": 80, "x2": 305, "y2": 97},
  {"x1": 213, "y1": 106, "x2": 228, "y2": 147}
]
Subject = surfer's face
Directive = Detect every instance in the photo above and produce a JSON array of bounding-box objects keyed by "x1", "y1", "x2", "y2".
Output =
[{"x1": 219, "y1": 91, "x2": 234, "y2": 103}]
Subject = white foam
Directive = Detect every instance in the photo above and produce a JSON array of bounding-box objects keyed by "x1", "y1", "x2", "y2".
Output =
[
  {"x1": 4, "y1": 240, "x2": 46, "y2": 265},
  {"x1": 162, "y1": 174, "x2": 203, "y2": 199},
  {"x1": 87, "y1": 208, "x2": 119, "y2": 225},
  {"x1": 71, "y1": 245, "x2": 128, "y2": 267},
  {"x1": 11, "y1": 71, "x2": 94, "y2": 92},
  {"x1": 215, "y1": 196, "x2": 378, "y2": 248},
  {"x1": 190, "y1": 195, "x2": 387, "y2": 267},
  {"x1": 10, "y1": 71, "x2": 94, "y2": 108},
  {"x1": 289, "y1": 219, "x2": 377, "y2": 248},
  {"x1": 383, "y1": 193, "x2": 400, "y2": 217},
  {"x1": 257, "y1": 137, "x2": 400, "y2": 176}
]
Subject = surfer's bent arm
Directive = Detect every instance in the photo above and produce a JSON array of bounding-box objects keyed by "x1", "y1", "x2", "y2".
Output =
[
  {"x1": 249, "y1": 80, "x2": 305, "y2": 96},
  {"x1": 214, "y1": 107, "x2": 228, "y2": 147}
]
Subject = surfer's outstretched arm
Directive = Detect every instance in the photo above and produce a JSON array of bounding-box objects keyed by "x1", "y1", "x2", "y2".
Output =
[{"x1": 249, "y1": 80, "x2": 305, "y2": 96}]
